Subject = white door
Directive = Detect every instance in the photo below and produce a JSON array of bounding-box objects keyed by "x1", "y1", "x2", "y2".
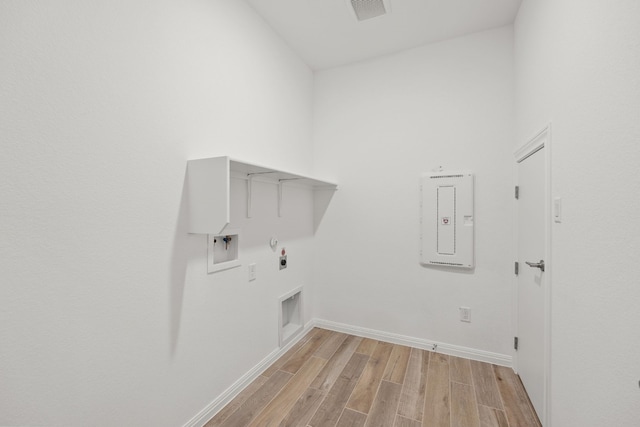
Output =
[{"x1": 516, "y1": 145, "x2": 546, "y2": 421}]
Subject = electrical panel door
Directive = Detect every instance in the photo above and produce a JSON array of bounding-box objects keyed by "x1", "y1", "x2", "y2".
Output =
[{"x1": 420, "y1": 171, "x2": 474, "y2": 268}]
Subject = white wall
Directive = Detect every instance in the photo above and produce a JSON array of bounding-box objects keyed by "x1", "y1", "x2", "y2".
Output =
[
  {"x1": 515, "y1": 1, "x2": 640, "y2": 425},
  {"x1": 0, "y1": 1, "x2": 316, "y2": 426},
  {"x1": 313, "y1": 27, "x2": 515, "y2": 358},
  {"x1": 8, "y1": 1, "x2": 637, "y2": 425}
]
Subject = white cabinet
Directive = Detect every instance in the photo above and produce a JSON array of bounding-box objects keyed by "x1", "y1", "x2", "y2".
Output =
[{"x1": 187, "y1": 156, "x2": 337, "y2": 234}]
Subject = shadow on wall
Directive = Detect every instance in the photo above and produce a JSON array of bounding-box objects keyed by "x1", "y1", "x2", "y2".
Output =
[
  {"x1": 228, "y1": 179, "x2": 333, "y2": 249},
  {"x1": 314, "y1": 189, "x2": 336, "y2": 233},
  {"x1": 169, "y1": 172, "x2": 190, "y2": 357}
]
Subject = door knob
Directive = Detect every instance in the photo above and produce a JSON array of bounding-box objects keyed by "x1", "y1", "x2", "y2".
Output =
[{"x1": 525, "y1": 260, "x2": 545, "y2": 272}]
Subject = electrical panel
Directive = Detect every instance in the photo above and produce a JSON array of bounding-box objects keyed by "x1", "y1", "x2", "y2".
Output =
[{"x1": 420, "y1": 171, "x2": 474, "y2": 268}]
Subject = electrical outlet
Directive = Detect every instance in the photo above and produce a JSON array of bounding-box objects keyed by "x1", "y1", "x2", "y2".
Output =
[
  {"x1": 279, "y1": 247, "x2": 287, "y2": 270},
  {"x1": 248, "y1": 263, "x2": 256, "y2": 281},
  {"x1": 459, "y1": 307, "x2": 471, "y2": 323}
]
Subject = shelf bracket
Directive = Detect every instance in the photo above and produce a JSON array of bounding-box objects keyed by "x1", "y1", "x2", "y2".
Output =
[
  {"x1": 277, "y1": 181, "x2": 283, "y2": 218},
  {"x1": 246, "y1": 172, "x2": 277, "y2": 218},
  {"x1": 247, "y1": 174, "x2": 255, "y2": 218}
]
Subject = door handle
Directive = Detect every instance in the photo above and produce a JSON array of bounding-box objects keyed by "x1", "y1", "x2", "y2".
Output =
[{"x1": 525, "y1": 260, "x2": 545, "y2": 272}]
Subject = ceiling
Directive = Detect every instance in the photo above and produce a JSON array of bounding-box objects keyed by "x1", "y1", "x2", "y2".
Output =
[{"x1": 244, "y1": 0, "x2": 523, "y2": 70}]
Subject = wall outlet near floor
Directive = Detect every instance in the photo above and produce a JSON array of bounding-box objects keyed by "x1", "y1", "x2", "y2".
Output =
[
  {"x1": 248, "y1": 263, "x2": 256, "y2": 281},
  {"x1": 459, "y1": 307, "x2": 471, "y2": 322}
]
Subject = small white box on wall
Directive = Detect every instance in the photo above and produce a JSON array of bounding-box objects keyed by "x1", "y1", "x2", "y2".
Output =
[
  {"x1": 207, "y1": 229, "x2": 241, "y2": 274},
  {"x1": 420, "y1": 171, "x2": 474, "y2": 268}
]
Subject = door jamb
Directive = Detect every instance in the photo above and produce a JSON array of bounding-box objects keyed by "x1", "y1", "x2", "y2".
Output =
[{"x1": 513, "y1": 123, "x2": 552, "y2": 426}]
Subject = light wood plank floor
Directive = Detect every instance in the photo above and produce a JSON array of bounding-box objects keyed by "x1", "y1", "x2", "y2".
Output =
[{"x1": 205, "y1": 328, "x2": 541, "y2": 427}]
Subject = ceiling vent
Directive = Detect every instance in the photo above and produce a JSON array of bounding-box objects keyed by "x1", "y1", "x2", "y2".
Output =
[{"x1": 348, "y1": 0, "x2": 390, "y2": 21}]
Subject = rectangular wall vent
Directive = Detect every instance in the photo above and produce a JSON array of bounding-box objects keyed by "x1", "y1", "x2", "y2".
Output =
[
  {"x1": 349, "y1": 0, "x2": 389, "y2": 21},
  {"x1": 279, "y1": 287, "x2": 303, "y2": 347}
]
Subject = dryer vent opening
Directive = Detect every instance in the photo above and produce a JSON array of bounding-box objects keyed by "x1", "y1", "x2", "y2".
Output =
[{"x1": 349, "y1": 0, "x2": 389, "y2": 21}]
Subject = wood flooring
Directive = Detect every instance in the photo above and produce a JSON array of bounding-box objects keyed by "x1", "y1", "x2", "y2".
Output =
[{"x1": 204, "y1": 328, "x2": 541, "y2": 427}]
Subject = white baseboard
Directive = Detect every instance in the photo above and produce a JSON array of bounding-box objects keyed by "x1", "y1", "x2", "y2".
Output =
[
  {"x1": 311, "y1": 318, "x2": 512, "y2": 367},
  {"x1": 181, "y1": 322, "x2": 314, "y2": 427},
  {"x1": 184, "y1": 318, "x2": 512, "y2": 427}
]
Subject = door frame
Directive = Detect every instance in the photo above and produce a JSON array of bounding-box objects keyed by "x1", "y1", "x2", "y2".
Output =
[{"x1": 513, "y1": 124, "x2": 552, "y2": 426}]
